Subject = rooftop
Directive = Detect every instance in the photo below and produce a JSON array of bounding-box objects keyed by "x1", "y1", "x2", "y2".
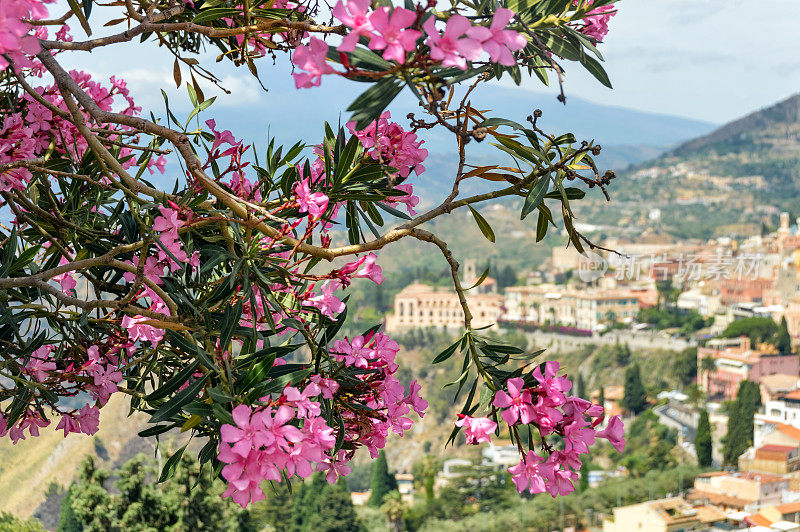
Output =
[
  {"x1": 756, "y1": 444, "x2": 798, "y2": 458},
  {"x1": 775, "y1": 501, "x2": 800, "y2": 514}
]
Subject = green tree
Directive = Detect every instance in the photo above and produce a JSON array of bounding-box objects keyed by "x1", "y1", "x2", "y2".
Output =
[
  {"x1": 305, "y1": 478, "x2": 362, "y2": 532},
  {"x1": 251, "y1": 482, "x2": 294, "y2": 531},
  {"x1": 777, "y1": 316, "x2": 792, "y2": 355},
  {"x1": 598, "y1": 386, "x2": 605, "y2": 409},
  {"x1": 578, "y1": 460, "x2": 590, "y2": 492},
  {"x1": 695, "y1": 409, "x2": 713, "y2": 467},
  {"x1": 614, "y1": 342, "x2": 631, "y2": 366},
  {"x1": 723, "y1": 400, "x2": 747, "y2": 466},
  {"x1": 0, "y1": 513, "x2": 45, "y2": 532},
  {"x1": 380, "y1": 491, "x2": 406, "y2": 532},
  {"x1": 722, "y1": 380, "x2": 762, "y2": 466},
  {"x1": 736, "y1": 379, "x2": 762, "y2": 444},
  {"x1": 721, "y1": 317, "x2": 779, "y2": 345},
  {"x1": 291, "y1": 473, "x2": 328, "y2": 532},
  {"x1": 69, "y1": 454, "x2": 247, "y2": 532},
  {"x1": 368, "y1": 451, "x2": 398, "y2": 507},
  {"x1": 576, "y1": 373, "x2": 586, "y2": 400},
  {"x1": 622, "y1": 364, "x2": 647, "y2": 415},
  {"x1": 58, "y1": 483, "x2": 82, "y2": 532},
  {"x1": 674, "y1": 347, "x2": 698, "y2": 387}
]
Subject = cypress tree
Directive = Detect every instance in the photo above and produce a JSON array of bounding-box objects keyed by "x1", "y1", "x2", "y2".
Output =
[
  {"x1": 736, "y1": 380, "x2": 761, "y2": 444},
  {"x1": 305, "y1": 479, "x2": 361, "y2": 532},
  {"x1": 723, "y1": 400, "x2": 746, "y2": 466},
  {"x1": 695, "y1": 409, "x2": 713, "y2": 467},
  {"x1": 621, "y1": 364, "x2": 647, "y2": 415},
  {"x1": 578, "y1": 460, "x2": 590, "y2": 492},
  {"x1": 777, "y1": 316, "x2": 792, "y2": 355},
  {"x1": 57, "y1": 484, "x2": 82, "y2": 532},
  {"x1": 368, "y1": 451, "x2": 397, "y2": 507},
  {"x1": 576, "y1": 373, "x2": 586, "y2": 400},
  {"x1": 598, "y1": 386, "x2": 605, "y2": 409}
]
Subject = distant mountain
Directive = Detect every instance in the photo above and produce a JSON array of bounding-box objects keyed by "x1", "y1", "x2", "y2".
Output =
[
  {"x1": 672, "y1": 93, "x2": 800, "y2": 156},
  {"x1": 212, "y1": 79, "x2": 715, "y2": 169},
  {"x1": 585, "y1": 93, "x2": 800, "y2": 240}
]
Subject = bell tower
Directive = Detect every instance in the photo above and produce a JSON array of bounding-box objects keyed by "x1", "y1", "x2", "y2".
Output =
[{"x1": 463, "y1": 259, "x2": 477, "y2": 282}]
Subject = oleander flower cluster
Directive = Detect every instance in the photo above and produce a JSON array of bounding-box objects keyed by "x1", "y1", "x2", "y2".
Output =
[
  {"x1": 456, "y1": 361, "x2": 625, "y2": 496},
  {"x1": 1, "y1": 338, "x2": 133, "y2": 443},
  {"x1": 0, "y1": 71, "x2": 149, "y2": 192},
  {"x1": 292, "y1": 3, "x2": 529, "y2": 88},
  {"x1": 218, "y1": 331, "x2": 428, "y2": 507}
]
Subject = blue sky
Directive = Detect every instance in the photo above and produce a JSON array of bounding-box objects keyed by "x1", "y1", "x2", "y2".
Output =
[{"x1": 58, "y1": 0, "x2": 800, "y2": 125}]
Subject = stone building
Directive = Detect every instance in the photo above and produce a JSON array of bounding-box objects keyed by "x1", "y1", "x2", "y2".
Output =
[
  {"x1": 385, "y1": 282, "x2": 503, "y2": 332},
  {"x1": 697, "y1": 337, "x2": 800, "y2": 401}
]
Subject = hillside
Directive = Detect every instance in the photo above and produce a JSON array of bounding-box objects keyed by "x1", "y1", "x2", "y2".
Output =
[
  {"x1": 571, "y1": 93, "x2": 800, "y2": 241},
  {"x1": 0, "y1": 395, "x2": 148, "y2": 518}
]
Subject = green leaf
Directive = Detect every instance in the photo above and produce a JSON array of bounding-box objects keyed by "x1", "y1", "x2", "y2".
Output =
[
  {"x1": 580, "y1": 54, "x2": 613, "y2": 89},
  {"x1": 536, "y1": 209, "x2": 548, "y2": 242},
  {"x1": 546, "y1": 187, "x2": 585, "y2": 200},
  {"x1": 347, "y1": 78, "x2": 404, "y2": 129},
  {"x1": 192, "y1": 7, "x2": 240, "y2": 23},
  {"x1": 432, "y1": 337, "x2": 462, "y2": 364},
  {"x1": 185, "y1": 96, "x2": 216, "y2": 125},
  {"x1": 466, "y1": 266, "x2": 491, "y2": 290},
  {"x1": 468, "y1": 205, "x2": 495, "y2": 243},
  {"x1": 477, "y1": 117, "x2": 528, "y2": 131},
  {"x1": 375, "y1": 201, "x2": 412, "y2": 220},
  {"x1": 149, "y1": 374, "x2": 209, "y2": 424},
  {"x1": 66, "y1": 0, "x2": 92, "y2": 36},
  {"x1": 219, "y1": 299, "x2": 244, "y2": 350},
  {"x1": 145, "y1": 359, "x2": 201, "y2": 401},
  {"x1": 158, "y1": 444, "x2": 187, "y2": 482},
  {"x1": 521, "y1": 176, "x2": 549, "y2": 219}
]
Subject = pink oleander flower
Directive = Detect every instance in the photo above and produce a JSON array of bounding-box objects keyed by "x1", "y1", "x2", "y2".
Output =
[
  {"x1": 367, "y1": 7, "x2": 421, "y2": 64},
  {"x1": 509, "y1": 450, "x2": 547, "y2": 494},
  {"x1": 75, "y1": 405, "x2": 100, "y2": 435},
  {"x1": 316, "y1": 449, "x2": 352, "y2": 484},
  {"x1": 310, "y1": 374, "x2": 339, "y2": 399},
  {"x1": 493, "y1": 377, "x2": 535, "y2": 426},
  {"x1": 52, "y1": 256, "x2": 77, "y2": 293},
  {"x1": 283, "y1": 383, "x2": 322, "y2": 418},
  {"x1": 292, "y1": 37, "x2": 336, "y2": 88},
  {"x1": 385, "y1": 183, "x2": 420, "y2": 215},
  {"x1": 307, "y1": 280, "x2": 345, "y2": 319},
  {"x1": 563, "y1": 418, "x2": 595, "y2": 454},
  {"x1": 455, "y1": 415, "x2": 497, "y2": 444},
  {"x1": 157, "y1": 233, "x2": 189, "y2": 271},
  {"x1": 332, "y1": 0, "x2": 374, "y2": 52},
  {"x1": 122, "y1": 255, "x2": 165, "y2": 285},
  {"x1": 532, "y1": 361, "x2": 571, "y2": 406},
  {"x1": 342, "y1": 252, "x2": 384, "y2": 284},
  {"x1": 221, "y1": 405, "x2": 269, "y2": 458},
  {"x1": 25, "y1": 356, "x2": 56, "y2": 382},
  {"x1": 153, "y1": 206, "x2": 183, "y2": 235},
  {"x1": 0, "y1": 0, "x2": 52, "y2": 70},
  {"x1": 56, "y1": 415, "x2": 80, "y2": 437},
  {"x1": 347, "y1": 112, "x2": 428, "y2": 179},
  {"x1": 332, "y1": 334, "x2": 372, "y2": 368},
  {"x1": 404, "y1": 380, "x2": 428, "y2": 417},
  {"x1": 466, "y1": 7, "x2": 527, "y2": 66},
  {"x1": 423, "y1": 15, "x2": 483, "y2": 70},
  {"x1": 148, "y1": 155, "x2": 167, "y2": 174},
  {"x1": 206, "y1": 119, "x2": 239, "y2": 152},
  {"x1": 596, "y1": 414, "x2": 625, "y2": 452},
  {"x1": 294, "y1": 177, "x2": 329, "y2": 219},
  {"x1": 576, "y1": 0, "x2": 616, "y2": 42},
  {"x1": 122, "y1": 314, "x2": 165, "y2": 345}
]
